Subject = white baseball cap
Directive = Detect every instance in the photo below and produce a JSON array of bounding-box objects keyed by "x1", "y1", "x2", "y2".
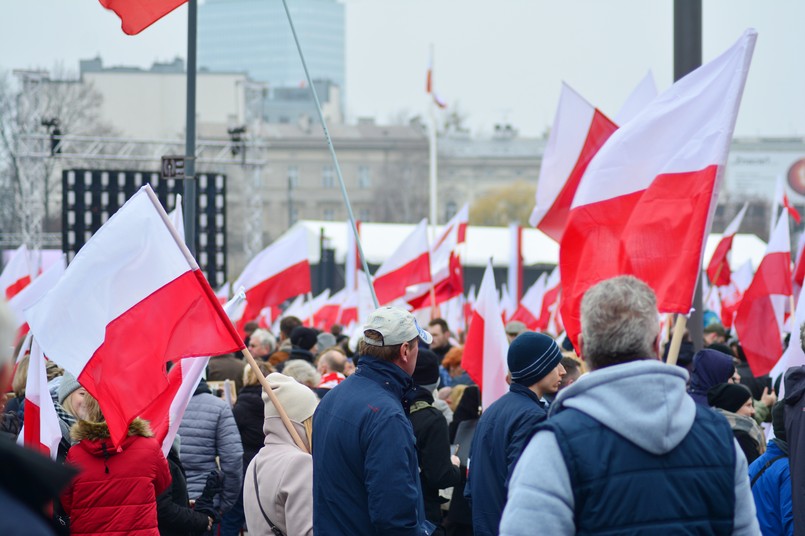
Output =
[{"x1": 363, "y1": 307, "x2": 433, "y2": 346}]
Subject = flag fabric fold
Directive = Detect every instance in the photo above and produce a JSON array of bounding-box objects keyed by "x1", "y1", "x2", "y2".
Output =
[
  {"x1": 8, "y1": 255, "x2": 66, "y2": 330},
  {"x1": 559, "y1": 30, "x2": 757, "y2": 347},
  {"x1": 509, "y1": 272, "x2": 547, "y2": 330},
  {"x1": 1, "y1": 244, "x2": 34, "y2": 300},
  {"x1": 25, "y1": 185, "x2": 245, "y2": 447},
  {"x1": 99, "y1": 0, "x2": 187, "y2": 35},
  {"x1": 18, "y1": 338, "x2": 62, "y2": 459},
  {"x1": 372, "y1": 219, "x2": 431, "y2": 305},
  {"x1": 706, "y1": 203, "x2": 748, "y2": 287}
]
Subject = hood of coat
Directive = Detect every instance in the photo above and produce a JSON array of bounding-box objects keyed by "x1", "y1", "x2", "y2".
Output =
[
  {"x1": 70, "y1": 417, "x2": 154, "y2": 444},
  {"x1": 263, "y1": 416, "x2": 311, "y2": 453},
  {"x1": 784, "y1": 366, "x2": 805, "y2": 406},
  {"x1": 549, "y1": 359, "x2": 696, "y2": 455}
]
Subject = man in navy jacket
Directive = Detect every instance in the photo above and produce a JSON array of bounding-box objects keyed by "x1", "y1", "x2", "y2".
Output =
[{"x1": 312, "y1": 306, "x2": 436, "y2": 535}]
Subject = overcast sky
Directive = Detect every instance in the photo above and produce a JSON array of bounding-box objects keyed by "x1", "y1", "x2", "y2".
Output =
[{"x1": 1, "y1": 0, "x2": 802, "y2": 138}]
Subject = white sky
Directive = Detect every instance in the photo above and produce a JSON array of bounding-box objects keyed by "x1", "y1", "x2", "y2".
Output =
[{"x1": 1, "y1": 0, "x2": 803, "y2": 138}]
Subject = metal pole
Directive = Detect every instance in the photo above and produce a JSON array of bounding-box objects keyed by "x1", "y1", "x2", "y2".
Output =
[
  {"x1": 674, "y1": 0, "x2": 703, "y2": 351},
  {"x1": 183, "y1": 0, "x2": 198, "y2": 256},
  {"x1": 279, "y1": 0, "x2": 379, "y2": 308},
  {"x1": 429, "y1": 45, "x2": 438, "y2": 232}
]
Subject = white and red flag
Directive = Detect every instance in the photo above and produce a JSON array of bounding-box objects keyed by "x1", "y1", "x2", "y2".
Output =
[
  {"x1": 772, "y1": 174, "x2": 802, "y2": 227},
  {"x1": 462, "y1": 261, "x2": 509, "y2": 409},
  {"x1": 345, "y1": 221, "x2": 362, "y2": 292},
  {"x1": 706, "y1": 203, "x2": 748, "y2": 287},
  {"x1": 719, "y1": 260, "x2": 754, "y2": 330},
  {"x1": 426, "y1": 49, "x2": 447, "y2": 109},
  {"x1": 1, "y1": 245, "x2": 34, "y2": 300},
  {"x1": 734, "y1": 213, "x2": 792, "y2": 376},
  {"x1": 25, "y1": 185, "x2": 245, "y2": 447},
  {"x1": 536, "y1": 267, "x2": 561, "y2": 331},
  {"x1": 234, "y1": 226, "x2": 312, "y2": 333},
  {"x1": 8, "y1": 255, "x2": 66, "y2": 334},
  {"x1": 509, "y1": 272, "x2": 548, "y2": 330},
  {"x1": 18, "y1": 339, "x2": 62, "y2": 459},
  {"x1": 613, "y1": 71, "x2": 658, "y2": 126},
  {"x1": 100, "y1": 0, "x2": 186, "y2": 35},
  {"x1": 507, "y1": 224, "x2": 523, "y2": 314},
  {"x1": 372, "y1": 219, "x2": 431, "y2": 305},
  {"x1": 560, "y1": 30, "x2": 756, "y2": 347}
]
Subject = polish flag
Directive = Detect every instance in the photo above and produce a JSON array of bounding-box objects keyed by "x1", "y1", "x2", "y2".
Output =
[
  {"x1": 25, "y1": 185, "x2": 245, "y2": 447},
  {"x1": 18, "y1": 339, "x2": 62, "y2": 459},
  {"x1": 507, "y1": 224, "x2": 523, "y2": 311},
  {"x1": 537, "y1": 267, "x2": 561, "y2": 330},
  {"x1": 372, "y1": 219, "x2": 431, "y2": 305},
  {"x1": 234, "y1": 226, "x2": 312, "y2": 332},
  {"x1": 706, "y1": 203, "x2": 748, "y2": 287},
  {"x1": 772, "y1": 174, "x2": 802, "y2": 226},
  {"x1": 337, "y1": 288, "x2": 359, "y2": 327},
  {"x1": 426, "y1": 50, "x2": 447, "y2": 109},
  {"x1": 509, "y1": 272, "x2": 548, "y2": 330},
  {"x1": 140, "y1": 290, "x2": 246, "y2": 456},
  {"x1": 345, "y1": 221, "x2": 362, "y2": 292},
  {"x1": 304, "y1": 289, "x2": 331, "y2": 326},
  {"x1": 8, "y1": 255, "x2": 66, "y2": 331},
  {"x1": 215, "y1": 282, "x2": 230, "y2": 305},
  {"x1": 560, "y1": 30, "x2": 756, "y2": 347},
  {"x1": 734, "y1": 213, "x2": 792, "y2": 376},
  {"x1": 99, "y1": 0, "x2": 186, "y2": 35},
  {"x1": 1, "y1": 245, "x2": 34, "y2": 300},
  {"x1": 792, "y1": 232, "x2": 805, "y2": 292},
  {"x1": 529, "y1": 84, "x2": 618, "y2": 242},
  {"x1": 719, "y1": 260, "x2": 754, "y2": 329},
  {"x1": 462, "y1": 261, "x2": 509, "y2": 409},
  {"x1": 313, "y1": 289, "x2": 344, "y2": 331},
  {"x1": 613, "y1": 71, "x2": 658, "y2": 126}
]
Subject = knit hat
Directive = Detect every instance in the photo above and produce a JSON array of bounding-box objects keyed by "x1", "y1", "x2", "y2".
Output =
[
  {"x1": 262, "y1": 372, "x2": 319, "y2": 423},
  {"x1": 507, "y1": 332, "x2": 562, "y2": 386},
  {"x1": 412, "y1": 349, "x2": 440, "y2": 387},
  {"x1": 772, "y1": 400, "x2": 786, "y2": 442},
  {"x1": 58, "y1": 372, "x2": 82, "y2": 404},
  {"x1": 317, "y1": 332, "x2": 337, "y2": 351},
  {"x1": 707, "y1": 383, "x2": 752, "y2": 413},
  {"x1": 290, "y1": 327, "x2": 318, "y2": 351},
  {"x1": 504, "y1": 321, "x2": 527, "y2": 337}
]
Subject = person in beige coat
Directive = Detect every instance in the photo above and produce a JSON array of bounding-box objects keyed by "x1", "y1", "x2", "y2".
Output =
[{"x1": 243, "y1": 372, "x2": 318, "y2": 536}]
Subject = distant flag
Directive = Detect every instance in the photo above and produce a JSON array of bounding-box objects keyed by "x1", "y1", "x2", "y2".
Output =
[
  {"x1": 99, "y1": 0, "x2": 187, "y2": 35},
  {"x1": 560, "y1": 30, "x2": 756, "y2": 347},
  {"x1": 719, "y1": 260, "x2": 754, "y2": 330},
  {"x1": 313, "y1": 289, "x2": 345, "y2": 332},
  {"x1": 345, "y1": 221, "x2": 362, "y2": 292},
  {"x1": 25, "y1": 185, "x2": 245, "y2": 447},
  {"x1": 372, "y1": 219, "x2": 431, "y2": 305},
  {"x1": 426, "y1": 48, "x2": 447, "y2": 109},
  {"x1": 537, "y1": 267, "x2": 561, "y2": 331},
  {"x1": 772, "y1": 174, "x2": 802, "y2": 228},
  {"x1": 18, "y1": 338, "x2": 62, "y2": 459},
  {"x1": 706, "y1": 203, "x2": 748, "y2": 287},
  {"x1": 1, "y1": 245, "x2": 34, "y2": 300},
  {"x1": 507, "y1": 224, "x2": 523, "y2": 315},
  {"x1": 8, "y1": 255, "x2": 66, "y2": 333},
  {"x1": 509, "y1": 272, "x2": 547, "y2": 330}
]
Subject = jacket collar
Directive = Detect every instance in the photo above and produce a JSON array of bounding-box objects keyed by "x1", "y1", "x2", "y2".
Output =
[
  {"x1": 355, "y1": 355, "x2": 414, "y2": 400},
  {"x1": 194, "y1": 379, "x2": 212, "y2": 396},
  {"x1": 405, "y1": 384, "x2": 435, "y2": 405},
  {"x1": 509, "y1": 382, "x2": 544, "y2": 407}
]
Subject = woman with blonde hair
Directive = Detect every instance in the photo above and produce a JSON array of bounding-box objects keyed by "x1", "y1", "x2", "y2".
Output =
[{"x1": 243, "y1": 373, "x2": 318, "y2": 536}]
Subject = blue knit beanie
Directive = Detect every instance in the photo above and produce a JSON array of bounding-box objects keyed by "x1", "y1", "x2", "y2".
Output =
[{"x1": 507, "y1": 332, "x2": 562, "y2": 386}]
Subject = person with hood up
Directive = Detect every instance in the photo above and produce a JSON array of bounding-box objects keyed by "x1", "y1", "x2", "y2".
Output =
[
  {"x1": 61, "y1": 392, "x2": 172, "y2": 535},
  {"x1": 748, "y1": 401, "x2": 792, "y2": 536},
  {"x1": 500, "y1": 275, "x2": 759, "y2": 535},
  {"x1": 782, "y1": 364, "x2": 805, "y2": 534},
  {"x1": 687, "y1": 347, "x2": 736, "y2": 405},
  {"x1": 708, "y1": 382, "x2": 766, "y2": 464},
  {"x1": 243, "y1": 373, "x2": 318, "y2": 536}
]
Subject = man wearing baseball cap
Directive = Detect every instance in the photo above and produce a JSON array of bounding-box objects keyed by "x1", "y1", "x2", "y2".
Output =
[{"x1": 312, "y1": 306, "x2": 436, "y2": 535}]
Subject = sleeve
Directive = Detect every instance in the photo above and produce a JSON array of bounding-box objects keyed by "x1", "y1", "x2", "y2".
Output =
[
  {"x1": 364, "y1": 413, "x2": 423, "y2": 535},
  {"x1": 216, "y1": 404, "x2": 244, "y2": 513},
  {"x1": 499, "y1": 431, "x2": 575, "y2": 536},
  {"x1": 156, "y1": 478, "x2": 210, "y2": 534},
  {"x1": 731, "y1": 438, "x2": 761, "y2": 536},
  {"x1": 781, "y1": 462, "x2": 794, "y2": 536},
  {"x1": 153, "y1": 445, "x2": 173, "y2": 497},
  {"x1": 505, "y1": 413, "x2": 545, "y2": 486},
  {"x1": 417, "y1": 412, "x2": 462, "y2": 490},
  {"x1": 281, "y1": 455, "x2": 315, "y2": 536}
]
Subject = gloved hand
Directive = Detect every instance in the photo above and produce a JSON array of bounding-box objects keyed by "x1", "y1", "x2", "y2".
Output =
[{"x1": 194, "y1": 470, "x2": 224, "y2": 522}]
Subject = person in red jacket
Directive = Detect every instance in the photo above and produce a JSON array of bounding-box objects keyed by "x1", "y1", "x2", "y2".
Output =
[{"x1": 61, "y1": 392, "x2": 172, "y2": 536}]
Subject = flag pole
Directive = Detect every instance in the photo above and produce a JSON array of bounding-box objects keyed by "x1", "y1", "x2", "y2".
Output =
[
  {"x1": 279, "y1": 0, "x2": 378, "y2": 309},
  {"x1": 666, "y1": 314, "x2": 688, "y2": 366},
  {"x1": 183, "y1": 0, "x2": 198, "y2": 255}
]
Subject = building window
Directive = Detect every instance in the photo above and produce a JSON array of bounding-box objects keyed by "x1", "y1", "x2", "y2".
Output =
[
  {"x1": 323, "y1": 208, "x2": 335, "y2": 221},
  {"x1": 288, "y1": 166, "x2": 298, "y2": 190},
  {"x1": 322, "y1": 166, "x2": 334, "y2": 188},
  {"x1": 445, "y1": 201, "x2": 458, "y2": 221},
  {"x1": 358, "y1": 166, "x2": 371, "y2": 189}
]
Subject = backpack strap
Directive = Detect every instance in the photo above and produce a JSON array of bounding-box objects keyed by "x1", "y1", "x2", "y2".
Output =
[
  {"x1": 252, "y1": 460, "x2": 286, "y2": 536},
  {"x1": 750, "y1": 454, "x2": 787, "y2": 487}
]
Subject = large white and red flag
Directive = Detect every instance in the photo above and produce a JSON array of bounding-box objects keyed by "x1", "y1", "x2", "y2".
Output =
[
  {"x1": 560, "y1": 30, "x2": 756, "y2": 347},
  {"x1": 462, "y1": 261, "x2": 509, "y2": 409},
  {"x1": 372, "y1": 219, "x2": 431, "y2": 305},
  {"x1": 25, "y1": 185, "x2": 245, "y2": 447},
  {"x1": 234, "y1": 226, "x2": 311, "y2": 333},
  {"x1": 734, "y1": 213, "x2": 792, "y2": 376},
  {"x1": 706, "y1": 203, "x2": 748, "y2": 287},
  {"x1": 140, "y1": 290, "x2": 246, "y2": 455},
  {"x1": 1, "y1": 245, "x2": 34, "y2": 300},
  {"x1": 100, "y1": 0, "x2": 186, "y2": 35},
  {"x1": 529, "y1": 84, "x2": 618, "y2": 242},
  {"x1": 18, "y1": 339, "x2": 62, "y2": 459},
  {"x1": 509, "y1": 272, "x2": 548, "y2": 330}
]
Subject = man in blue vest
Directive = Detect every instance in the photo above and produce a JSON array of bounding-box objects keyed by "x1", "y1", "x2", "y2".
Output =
[{"x1": 500, "y1": 275, "x2": 759, "y2": 535}]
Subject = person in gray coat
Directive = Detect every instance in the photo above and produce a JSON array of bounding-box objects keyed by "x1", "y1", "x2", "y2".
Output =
[{"x1": 178, "y1": 379, "x2": 243, "y2": 517}]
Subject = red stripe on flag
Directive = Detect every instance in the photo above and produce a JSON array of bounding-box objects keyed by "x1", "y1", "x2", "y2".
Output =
[
  {"x1": 5, "y1": 275, "x2": 31, "y2": 300},
  {"x1": 373, "y1": 254, "x2": 431, "y2": 305},
  {"x1": 706, "y1": 235, "x2": 735, "y2": 287},
  {"x1": 23, "y1": 400, "x2": 50, "y2": 457},
  {"x1": 237, "y1": 260, "x2": 311, "y2": 332},
  {"x1": 99, "y1": 0, "x2": 187, "y2": 35},
  {"x1": 509, "y1": 305, "x2": 539, "y2": 331},
  {"x1": 461, "y1": 310, "x2": 485, "y2": 390}
]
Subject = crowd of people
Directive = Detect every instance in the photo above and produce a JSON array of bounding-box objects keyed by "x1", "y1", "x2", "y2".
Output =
[{"x1": 1, "y1": 274, "x2": 804, "y2": 535}]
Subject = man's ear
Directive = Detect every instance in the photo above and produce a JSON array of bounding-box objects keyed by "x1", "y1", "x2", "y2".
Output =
[{"x1": 576, "y1": 334, "x2": 584, "y2": 360}]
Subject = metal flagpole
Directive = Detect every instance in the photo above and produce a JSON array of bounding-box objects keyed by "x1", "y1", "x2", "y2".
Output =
[
  {"x1": 279, "y1": 0, "x2": 378, "y2": 308},
  {"x1": 183, "y1": 0, "x2": 198, "y2": 256}
]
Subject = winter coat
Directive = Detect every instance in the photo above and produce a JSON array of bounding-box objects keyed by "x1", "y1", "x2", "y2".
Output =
[
  {"x1": 177, "y1": 381, "x2": 243, "y2": 513},
  {"x1": 687, "y1": 349, "x2": 735, "y2": 405},
  {"x1": 500, "y1": 360, "x2": 760, "y2": 536},
  {"x1": 276, "y1": 348, "x2": 315, "y2": 372},
  {"x1": 232, "y1": 384, "x2": 267, "y2": 471},
  {"x1": 62, "y1": 418, "x2": 172, "y2": 536},
  {"x1": 243, "y1": 417, "x2": 313, "y2": 536},
  {"x1": 206, "y1": 354, "x2": 245, "y2": 394},
  {"x1": 406, "y1": 385, "x2": 463, "y2": 525},
  {"x1": 465, "y1": 382, "x2": 547, "y2": 536},
  {"x1": 748, "y1": 439, "x2": 792, "y2": 536},
  {"x1": 157, "y1": 446, "x2": 211, "y2": 536},
  {"x1": 312, "y1": 355, "x2": 434, "y2": 535},
  {"x1": 783, "y1": 366, "x2": 805, "y2": 536},
  {"x1": 0, "y1": 436, "x2": 76, "y2": 536},
  {"x1": 715, "y1": 407, "x2": 766, "y2": 465}
]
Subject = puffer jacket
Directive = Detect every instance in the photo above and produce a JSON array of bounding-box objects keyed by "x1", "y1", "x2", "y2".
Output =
[
  {"x1": 177, "y1": 381, "x2": 243, "y2": 513},
  {"x1": 62, "y1": 418, "x2": 171, "y2": 536},
  {"x1": 243, "y1": 417, "x2": 313, "y2": 536}
]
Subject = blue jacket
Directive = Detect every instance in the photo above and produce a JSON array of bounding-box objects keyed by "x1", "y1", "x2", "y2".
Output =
[
  {"x1": 748, "y1": 439, "x2": 792, "y2": 536},
  {"x1": 312, "y1": 356, "x2": 434, "y2": 535},
  {"x1": 465, "y1": 382, "x2": 547, "y2": 536}
]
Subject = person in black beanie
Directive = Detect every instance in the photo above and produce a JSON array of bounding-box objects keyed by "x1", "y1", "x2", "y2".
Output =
[
  {"x1": 708, "y1": 383, "x2": 766, "y2": 464},
  {"x1": 748, "y1": 401, "x2": 792, "y2": 535},
  {"x1": 405, "y1": 348, "x2": 462, "y2": 528},
  {"x1": 277, "y1": 326, "x2": 319, "y2": 372},
  {"x1": 465, "y1": 332, "x2": 565, "y2": 536}
]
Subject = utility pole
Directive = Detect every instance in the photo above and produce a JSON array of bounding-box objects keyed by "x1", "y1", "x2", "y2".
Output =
[{"x1": 184, "y1": 0, "x2": 198, "y2": 256}]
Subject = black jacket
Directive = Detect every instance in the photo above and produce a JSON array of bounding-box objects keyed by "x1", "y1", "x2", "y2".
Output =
[
  {"x1": 784, "y1": 366, "x2": 805, "y2": 536},
  {"x1": 157, "y1": 446, "x2": 211, "y2": 536},
  {"x1": 406, "y1": 385, "x2": 463, "y2": 525},
  {"x1": 232, "y1": 384, "x2": 266, "y2": 471}
]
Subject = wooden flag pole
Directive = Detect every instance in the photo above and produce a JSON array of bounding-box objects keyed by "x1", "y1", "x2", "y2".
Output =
[
  {"x1": 242, "y1": 347, "x2": 309, "y2": 453},
  {"x1": 665, "y1": 314, "x2": 688, "y2": 366}
]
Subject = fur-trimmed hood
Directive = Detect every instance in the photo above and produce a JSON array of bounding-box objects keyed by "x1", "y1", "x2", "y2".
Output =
[{"x1": 70, "y1": 418, "x2": 154, "y2": 443}]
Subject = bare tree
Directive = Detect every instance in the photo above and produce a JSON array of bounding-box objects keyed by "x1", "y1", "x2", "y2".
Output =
[{"x1": 469, "y1": 180, "x2": 536, "y2": 227}]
